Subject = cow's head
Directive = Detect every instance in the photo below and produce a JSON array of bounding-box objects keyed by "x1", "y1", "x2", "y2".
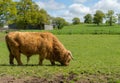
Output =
[{"x1": 62, "y1": 50, "x2": 73, "y2": 66}]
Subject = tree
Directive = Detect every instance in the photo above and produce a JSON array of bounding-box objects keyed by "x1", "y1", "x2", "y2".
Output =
[
  {"x1": 117, "y1": 14, "x2": 120, "y2": 24},
  {"x1": 0, "y1": 0, "x2": 17, "y2": 26},
  {"x1": 106, "y1": 16, "x2": 117, "y2": 25},
  {"x1": 52, "y1": 17, "x2": 67, "y2": 29},
  {"x1": 30, "y1": 9, "x2": 50, "y2": 29},
  {"x1": 72, "y1": 17, "x2": 80, "y2": 25},
  {"x1": 15, "y1": 0, "x2": 49, "y2": 29},
  {"x1": 16, "y1": 0, "x2": 36, "y2": 29},
  {"x1": 84, "y1": 14, "x2": 92, "y2": 23},
  {"x1": 93, "y1": 10, "x2": 105, "y2": 26},
  {"x1": 106, "y1": 10, "x2": 115, "y2": 26}
]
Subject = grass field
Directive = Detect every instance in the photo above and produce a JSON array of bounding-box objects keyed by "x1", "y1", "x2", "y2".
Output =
[
  {"x1": 50, "y1": 24, "x2": 120, "y2": 35},
  {"x1": 1, "y1": 24, "x2": 120, "y2": 82}
]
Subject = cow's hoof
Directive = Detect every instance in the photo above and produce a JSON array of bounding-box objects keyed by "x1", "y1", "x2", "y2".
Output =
[
  {"x1": 18, "y1": 63, "x2": 23, "y2": 66},
  {"x1": 10, "y1": 64, "x2": 15, "y2": 66},
  {"x1": 51, "y1": 63, "x2": 55, "y2": 66},
  {"x1": 38, "y1": 64, "x2": 43, "y2": 66}
]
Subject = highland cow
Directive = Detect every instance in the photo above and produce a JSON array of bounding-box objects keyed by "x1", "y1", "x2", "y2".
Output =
[{"x1": 5, "y1": 32, "x2": 73, "y2": 66}]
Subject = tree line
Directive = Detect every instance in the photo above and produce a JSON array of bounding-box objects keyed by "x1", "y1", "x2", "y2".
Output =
[
  {"x1": 73, "y1": 10, "x2": 120, "y2": 26},
  {"x1": 0, "y1": 0, "x2": 120, "y2": 30},
  {"x1": 0, "y1": 0, "x2": 68, "y2": 29}
]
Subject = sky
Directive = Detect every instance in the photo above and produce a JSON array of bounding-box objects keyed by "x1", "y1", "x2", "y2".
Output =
[{"x1": 25, "y1": 0, "x2": 120, "y2": 22}]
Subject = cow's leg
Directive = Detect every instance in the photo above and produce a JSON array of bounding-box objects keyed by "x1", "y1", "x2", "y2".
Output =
[
  {"x1": 9, "y1": 53, "x2": 14, "y2": 65},
  {"x1": 15, "y1": 54, "x2": 23, "y2": 65},
  {"x1": 14, "y1": 49, "x2": 23, "y2": 65},
  {"x1": 50, "y1": 60, "x2": 55, "y2": 65},
  {"x1": 27, "y1": 55, "x2": 31, "y2": 64},
  {"x1": 39, "y1": 55, "x2": 44, "y2": 65},
  {"x1": 60, "y1": 62, "x2": 65, "y2": 66}
]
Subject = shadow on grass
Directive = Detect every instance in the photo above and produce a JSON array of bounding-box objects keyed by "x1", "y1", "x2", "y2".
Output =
[{"x1": 0, "y1": 64, "x2": 65, "y2": 67}]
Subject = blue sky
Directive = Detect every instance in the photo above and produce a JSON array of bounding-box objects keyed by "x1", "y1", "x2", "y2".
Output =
[{"x1": 31, "y1": 0, "x2": 120, "y2": 22}]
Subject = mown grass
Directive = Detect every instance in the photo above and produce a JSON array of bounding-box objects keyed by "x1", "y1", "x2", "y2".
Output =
[{"x1": 1, "y1": 31, "x2": 120, "y2": 82}]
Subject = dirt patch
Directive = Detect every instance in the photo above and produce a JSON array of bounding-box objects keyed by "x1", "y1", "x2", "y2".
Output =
[
  {"x1": 0, "y1": 76, "x2": 48, "y2": 83},
  {"x1": 0, "y1": 76, "x2": 25, "y2": 83},
  {"x1": 0, "y1": 73, "x2": 120, "y2": 83}
]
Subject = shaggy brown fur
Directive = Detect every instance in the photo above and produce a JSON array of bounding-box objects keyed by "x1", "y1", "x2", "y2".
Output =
[{"x1": 5, "y1": 32, "x2": 73, "y2": 66}]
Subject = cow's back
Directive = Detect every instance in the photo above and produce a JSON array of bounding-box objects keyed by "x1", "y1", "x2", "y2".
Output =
[{"x1": 17, "y1": 32, "x2": 44, "y2": 55}]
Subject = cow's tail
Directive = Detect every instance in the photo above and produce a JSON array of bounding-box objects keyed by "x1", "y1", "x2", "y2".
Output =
[{"x1": 5, "y1": 35, "x2": 12, "y2": 54}]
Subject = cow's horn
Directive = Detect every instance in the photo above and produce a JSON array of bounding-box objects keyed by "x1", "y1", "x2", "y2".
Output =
[{"x1": 68, "y1": 50, "x2": 74, "y2": 60}]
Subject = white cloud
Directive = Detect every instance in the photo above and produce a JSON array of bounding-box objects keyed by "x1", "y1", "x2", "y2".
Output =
[
  {"x1": 31, "y1": 0, "x2": 91, "y2": 22},
  {"x1": 37, "y1": 1, "x2": 45, "y2": 9},
  {"x1": 59, "y1": 4, "x2": 91, "y2": 22},
  {"x1": 37, "y1": 0, "x2": 66, "y2": 10},
  {"x1": 13, "y1": 0, "x2": 19, "y2": 1},
  {"x1": 61, "y1": 0, "x2": 120, "y2": 22},
  {"x1": 74, "y1": 0, "x2": 87, "y2": 3},
  {"x1": 93, "y1": 0, "x2": 120, "y2": 12},
  {"x1": 69, "y1": 4, "x2": 90, "y2": 15},
  {"x1": 117, "y1": 0, "x2": 120, "y2": 3},
  {"x1": 60, "y1": 10, "x2": 74, "y2": 22},
  {"x1": 36, "y1": 0, "x2": 120, "y2": 22}
]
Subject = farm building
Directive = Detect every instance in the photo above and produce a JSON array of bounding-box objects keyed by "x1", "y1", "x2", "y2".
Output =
[{"x1": 44, "y1": 25, "x2": 53, "y2": 30}]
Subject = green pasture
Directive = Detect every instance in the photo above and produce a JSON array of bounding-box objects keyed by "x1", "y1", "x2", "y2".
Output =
[
  {"x1": 50, "y1": 24, "x2": 120, "y2": 35},
  {"x1": 0, "y1": 24, "x2": 120, "y2": 82},
  {"x1": 1, "y1": 33, "x2": 120, "y2": 81},
  {"x1": 21, "y1": 24, "x2": 120, "y2": 35}
]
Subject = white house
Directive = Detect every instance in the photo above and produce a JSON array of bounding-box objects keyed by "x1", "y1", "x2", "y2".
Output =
[{"x1": 44, "y1": 25, "x2": 53, "y2": 30}]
